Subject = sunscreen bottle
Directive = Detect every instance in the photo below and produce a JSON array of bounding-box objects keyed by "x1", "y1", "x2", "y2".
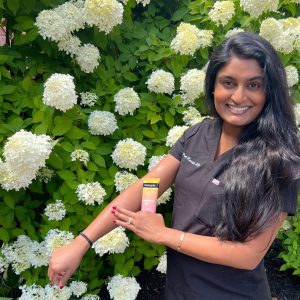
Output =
[{"x1": 141, "y1": 178, "x2": 160, "y2": 213}]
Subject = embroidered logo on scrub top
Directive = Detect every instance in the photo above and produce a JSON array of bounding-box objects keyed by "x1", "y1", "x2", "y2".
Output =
[
  {"x1": 212, "y1": 178, "x2": 220, "y2": 186},
  {"x1": 182, "y1": 152, "x2": 201, "y2": 167}
]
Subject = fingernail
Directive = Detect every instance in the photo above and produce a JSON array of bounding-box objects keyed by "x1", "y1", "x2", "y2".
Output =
[
  {"x1": 112, "y1": 205, "x2": 117, "y2": 209},
  {"x1": 113, "y1": 219, "x2": 117, "y2": 223},
  {"x1": 59, "y1": 285, "x2": 64, "y2": 289},
  {"x1": 111, "y1": 209, "x2": 116, "y2": 214}
]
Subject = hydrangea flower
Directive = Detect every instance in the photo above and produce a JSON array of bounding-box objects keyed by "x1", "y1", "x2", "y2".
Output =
[
  {"x1": 76, "y1": 44, "x2": 101, "y2": 73},
  {"x1": 81, "y1": 295, "x2": 100, "y2": 300},
  {"x1": 114, "y1": 87, "x2": 141, "y2": 115},
  {"x1": 76, "y1": 182, "x2": 106, "y2": 205},
  {"x1": 208, "y1": 1, "x2": 235, "y2": 26},
  {"x1": 285, "y1": 65, "x2": 299, "y2": 87},
  {"x1": 180, "y1": 69, "x2": 206, "y2": 105},
  {"x1": 182, "y1": 107, "x2": 204, "y2": 126},
  {"x1": 240, "y1": 0, "x2": 279, "y2": 18},
  {"x1": 225, "y1": 28, "x2": 245, "y2": 39},
  {"x1": 114, "y1": 171, "x2": 139, "y2": 192},
  {"x1": 0, "y1": 256, "x2": 9, "y2": 273},
  {"x1": 71, "y1": 149, "x2": 90, "y2": 165},
  {"x1": 29, "y1": 241, "x2": 49, "y2": 268},
  {"x1": 43, "y1": 73, "x2": 77, "y2": 112},
  {"x1": 44, "y1": 229, "x2": 74, "y2": 255},
  {"x1": 88, "y1": 111, "x2": 118, "y2": 135},
  {"x1": 146, "y1": 70, "x2": 175, "y2": 95},
  {"x1": 57, "y1": 34, "x2": 81, "y2": 57},
  {"x1": 107, "y1": 274, "x2": 141, "y2": 300},
  {"x1": 83, "y1": 0, "x2": 123, "y2": 34},
  {"x1": 19, "y1": 284, "x2": 46, "y2": 299},
  {"x1": 294, "y1": 103, "x2": 300, "y2": 126},
  {"x1": 44, "y1": 200, "x2": 66, "y2": 221},
  {"x1": 166, "y1": 126, "x2": 189, "y2": 147},
  {"x1": 93, "y1": 227, "x2": 129, "y2": 256},
  {"x1": 70, "y1": 281, "x2": 87, "y2": 297},
  {"x1": 136, "y1": 0, "x2": 150, "y2": 6},
  {"x1": 36, "y1": 167, "x2": 54, "y2": 183},
  {"x1": 156, "y1": 252, "x2": 167, "y2": 274},
  {"x1": 0, "y1": 130, "x2": 53, "y2": 191},
  {"x1": 170, "y1": 22, "x2": 213, "y2": 56},
  {"x1": 80, "y1": 92, "x2": 98, "y2": 107},
  {"x1": 44, "y1": 284, "x2": 72, "y2": 300},
  {"x1": 112, "y1": 138, "x2": 147, "y2": 170}
]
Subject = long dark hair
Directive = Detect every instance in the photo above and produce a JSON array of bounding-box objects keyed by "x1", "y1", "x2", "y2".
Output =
[{"x1": 205, "y1": 32, "x2": 300, "y2": 242}]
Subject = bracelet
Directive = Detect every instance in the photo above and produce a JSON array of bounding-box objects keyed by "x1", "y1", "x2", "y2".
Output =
[
  {"x1": 177, "y1": 232, "x2": 185, "y2": 252},
  {"x1": 79, "y1": 232, "x2": 93, "y2": 248}
]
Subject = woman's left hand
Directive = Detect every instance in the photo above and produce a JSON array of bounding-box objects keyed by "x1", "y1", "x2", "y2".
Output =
[{"x1": 112, "y1": 207, "x2": 167, "y2": 244}]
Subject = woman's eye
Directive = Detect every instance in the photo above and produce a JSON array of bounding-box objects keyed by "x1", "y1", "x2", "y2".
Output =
[
  {"x1": 248, "y1": 82, "x2": 262, "y2": 89},
  {"x1": 222, "y1": 80, "x2": 234, "y2": 88}
]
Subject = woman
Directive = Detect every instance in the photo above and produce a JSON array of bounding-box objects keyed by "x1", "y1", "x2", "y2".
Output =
[{"x1": 48, "y1": 32, "x2": 299, "y2": 299}]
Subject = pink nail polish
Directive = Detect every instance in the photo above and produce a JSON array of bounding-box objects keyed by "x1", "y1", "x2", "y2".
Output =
[
  {"x1": 113, "y1": 219, "x2": 117, "y2": 223},
  {"x1": 112, "y1": 210, "x2": 116, "y2": 214},
  {"x1": 59, "y1": 285, "x2": 64, "y2": 289},
  {"x1": 112, "y1": 205, "x2": 117, "y2": 209}
]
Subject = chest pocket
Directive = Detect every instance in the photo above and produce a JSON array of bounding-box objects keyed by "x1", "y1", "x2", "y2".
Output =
[{"x1": 193, "y1": 178, "x2": 224, "y2": 232}]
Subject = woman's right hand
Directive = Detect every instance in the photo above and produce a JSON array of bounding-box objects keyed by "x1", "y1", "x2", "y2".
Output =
[{"x1": 48, "y1": 236, "x2": 90, "y2": 286}]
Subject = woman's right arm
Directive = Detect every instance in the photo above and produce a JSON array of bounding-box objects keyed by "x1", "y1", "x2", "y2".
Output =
[{"x1": 48, "y1": 154, "x2": 180, "y2": 286}]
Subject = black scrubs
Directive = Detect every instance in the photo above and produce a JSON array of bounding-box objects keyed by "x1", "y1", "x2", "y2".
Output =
[{"x1": 166, "y1": 118, "x2": 298, "y2": 300}]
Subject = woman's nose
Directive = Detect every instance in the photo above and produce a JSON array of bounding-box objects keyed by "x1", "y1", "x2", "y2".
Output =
[{"x1": 231, "y1": 86, "x2": 247, "y2": 103}]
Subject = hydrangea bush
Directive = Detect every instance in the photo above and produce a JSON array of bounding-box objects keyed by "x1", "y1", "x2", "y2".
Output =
[{"x1": 0, "y1": 0, "x2": 299, "y2": 298}]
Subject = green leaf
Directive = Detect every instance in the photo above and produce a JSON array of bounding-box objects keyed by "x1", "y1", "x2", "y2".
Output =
[
  {"x1": 172, "y1": 7, "x2": 189, "y2": 21},
  {"x1": 123, "y1": 72, "x2": 139, "y2": 82},
  {"x1": 0, "y1": 227, "x2": 9, "y2": 242},
  {"x1": 96, "y1": 143, "x2": 114, "y2": 155},
  {"x1": 0, "y1": 55, "x2": 10, "y2": 64},
  {"x1": 150, "y1": 114, "x2": 162, "y2": 124},
  {"x1": 66, "y1": 127, "x2": 88, "y2": 140},
  {"x1": 7, "y1": 0, "x2": 20, "y2": 15},
  {"x1": 0, "y1": 85, "x2": 16, "y2": 95},
  {"x1": 87, "y1": 161, "x2": 99, "y2": 171},
  {"x1": 4, "y1": 195, "x2": 15, "y2": 209},
  {"x1": 21, "y1": 77, "x2": 32, "y2": 92},
  {"x1": 57, "y1": 170, "x2": 76, "y2": 181},
  {"x1": 164, "y1": 112, "x2": 174, "y2": 127},
  {"x1": 142, "y1": 130, "x2": 155, "y2": 138},
  {"x1": 52, "y1": 117, "x2": 72, "y2": 136},
  {"x1": 91, "y1": 154, "x2": 106, "y2": 168}
]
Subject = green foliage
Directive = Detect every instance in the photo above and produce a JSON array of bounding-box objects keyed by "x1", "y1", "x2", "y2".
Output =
[{"x1": 0, "y1": 0, "x2": 299, "y2": 297}]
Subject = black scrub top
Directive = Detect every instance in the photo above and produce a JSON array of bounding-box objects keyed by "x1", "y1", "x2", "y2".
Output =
[{"x1": 166, "y1": 118, "x2": 298, "y2": 300}]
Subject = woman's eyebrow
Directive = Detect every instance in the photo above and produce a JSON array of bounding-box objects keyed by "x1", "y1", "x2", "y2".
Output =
[{"x1": 217, "y1": 75, "x2": 264, "y2": 81}]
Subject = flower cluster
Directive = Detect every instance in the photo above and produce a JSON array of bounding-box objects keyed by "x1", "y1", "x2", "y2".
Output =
[
  {"x1": 107, "y1": 274, "x2": 141, "y2": 300},
  {"x1": 0, "y1": 130, "x2": 53, "y2": 191},
  {"x1": 146, "y1": 70, "x2": 175, "y2": 95},
  {"x1": 225, "y1": 28, "x2": 244, "y2": 39},
  {"x1": 83, "y1": 0, "x2": 123, "y2": 34},
  {"x1": 240, "y1": 0, "x2": 278, "y2": 18},
  {"x1": 57, "y1": 34, "x2": 81, "y2": 57},
  {"x1": 80, "y1": 91, "x2": 98, "y2": 107},
  {"x1": 19, "y1": 284, "x2": 47, "y2": 299},
  {"x1": 182, "y1": 107, "x2": 204, "y2": 126},
  {"x1": 112, "y1": 138, "x2": 147, "y2": 170},
  {"x1": 285, "y1": 65, "x2": 299, "y2": 88},
  {"x1": 76, "y1": 182, "x2": 106, "y2": 205},
  {"x1": 88, "y1": 111, "x2": 118, "y2": 135},
  {"x1": 114, "y1": 171, "x2": 139, "y2": 192},
  {"x1": 170, "y1": 22, "x2": 213, "y2": 56},
  {"x1": 44, "y1": 200, "x2": 66, "y2": 221},
  {"x1": 44, "y1": 229, "x2": 74, "y2": 256},
  {"x1": 43, "y1": 73, "x2": 77, "y2": 112},
  {"x1": 180, "y1": 69, "x2": 206, "y2": 105},
  {"x1": 69, "y1": 281, "x2": 87, "y2": 297},
  {"x1": 75, "y1": 44, "x2": 101, "y2": 73},
  {"x1": 44, "y1": 284, "x2": 72, "y2": 300},
  {"x1": 208, "y1": 1, "x2": 235, "y2": 27},
  {"x1": 166, "y1": 126, "x2": 188, "y2": 147},
  {"x1": 36, "y1": 167, "x2": 54, "y2": 183},
  {"x1": 156, "y1": 252, "x2": 167, "y2": 274},
  {"x1": 71, "y1": 149, "x2": 90, "y2": 165},
  {"x1": 260, "y1": 17, "x2": 300, "y2": 54},
  {"x1": 136, "y1": 0, "x2": 151, "y2": 6},
  {"x1": 0, "y1": 256, "x2": 9, "y2": 273},
  {"x1": 93, "y1": 227, "x2": 129, "y2": 256},
  {"x1": 114, "y1": 87, "x2": 141, "y2": 115},
  {"x1": 81, "y1": 295, "x2": 100, "y2": 300}
]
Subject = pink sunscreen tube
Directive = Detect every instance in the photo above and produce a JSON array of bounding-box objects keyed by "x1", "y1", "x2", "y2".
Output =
[{"x1": 141, "y1": 178, "x2": 160, "y2": 213}]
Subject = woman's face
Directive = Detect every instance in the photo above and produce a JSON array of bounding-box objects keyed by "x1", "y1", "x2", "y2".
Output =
[{"x1": 214, "y1": 56, "x2": 266, "y2": 131}]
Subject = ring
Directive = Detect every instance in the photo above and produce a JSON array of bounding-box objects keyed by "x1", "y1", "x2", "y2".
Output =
[{"x1": 126, "y1": 217, "x2": 132, "y2": 225}]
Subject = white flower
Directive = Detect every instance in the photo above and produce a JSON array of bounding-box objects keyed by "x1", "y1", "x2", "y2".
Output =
[
  {"x1": 180, "y1": 69, "x2": 205, "y2": 105},
  {"x1": 43, "y1": 73, "x2": 77, "y2": 112},
  {"x1": 0, "y1": 256, "x2": 9, "y2": 273},
  {"x1": 166, "y1": 126, "x2": 188, "y2": 147},
  {"x1": 44, "y1": 200, "x2": 66, "y2": 221},
  {"x1": 81, "y1": 295, "x2": 100, "y2": 300},
  {"x1": 44, "y1": 229, "x2": 74, "y2": 256},
  {"x1": 19, "y1": 284, "x2": 46, "y2": 299},
  {"x1": 170, "y1": 22, "x2": 213, "y2": 56},
  {"x1": 36, "y1": 167, "x2": 54, "y2": 183},
  {"x1": 156, "y1": 252, "x2": 167, "y2": 274},
  {"x1": 83, "y1": 0, "x2": 123, "y2": 34},
  {"x1": 76, "y1": 44, "x2": 100, "y2": 73},
  {"x1": 182, "y1": 107, "x2": 204, "y2": 126},
  {"x1": 0, "y1": 130, "x2": 53, "y2": 191},
  {"x1": 146, "y1": 70, "x2": 175, "y2": 95},
  {"x1": 76, "y1": 182, "x2": 106, "y2": 205},
  {"x1": 29, "y1": 241, "x2": 49, "y2": 268},
  {"x1": 136, "y1": 0, "x2": 150, "y2": 6},
  {"x1": 225, "y1": 28, "x2": 244, "y2": 38},
  {"x1": 240, "y1": 0, "x2": 279, "y2": 18},
  {"x1": 114, "y1": 171, "x2": 139, "y2": 192},
  {"x1": 107, "y1": 274, "x2": 141, "y2": 300},
  {"x1": 57, "y1": 34, "x2": 81, "y2": 57},
  {"x1": 80, "y1": 92, "x2": 98, "y2": 107},
  {"x1": 93, "y1": 227, "x2": 129, "y2": 256},
  {"x1": 294, "y1": 103, "x2": 300, "y2": 126},
  {"x1": 148, "y1": 155, "x2": 165, "y2": 171},
  {"x1": 208, "y1": 1, "x2": 235, "y2": 26},
  {"x1": 44, "y1": 284, "x2": 72, "y2": 300},
  {"x1": 112, "y1": 138, "x2": 147, "y2": 170},
  {"x1": 70, "y1": 281, "x2": 87, "y2": 297},
  {"x1": 88, "y1": 111, "x2": 118, "y2": 135},
  {"x1": 281, "y1": 220, "x2": 291, "y2": 231},
  {"x1": 71, "y1": 149, "x2": 90, "y2": 165},
  {"x1": 114, "y1": 87, "x2": 141, "y2": 115},
  {"x1": 285, "y1": 65, "x2": 299, "y2": 87}
]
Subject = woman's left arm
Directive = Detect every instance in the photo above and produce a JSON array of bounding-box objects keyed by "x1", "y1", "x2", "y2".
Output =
[{"x1": 113, "y1": 208, "x2": 287, "y2": 270}]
